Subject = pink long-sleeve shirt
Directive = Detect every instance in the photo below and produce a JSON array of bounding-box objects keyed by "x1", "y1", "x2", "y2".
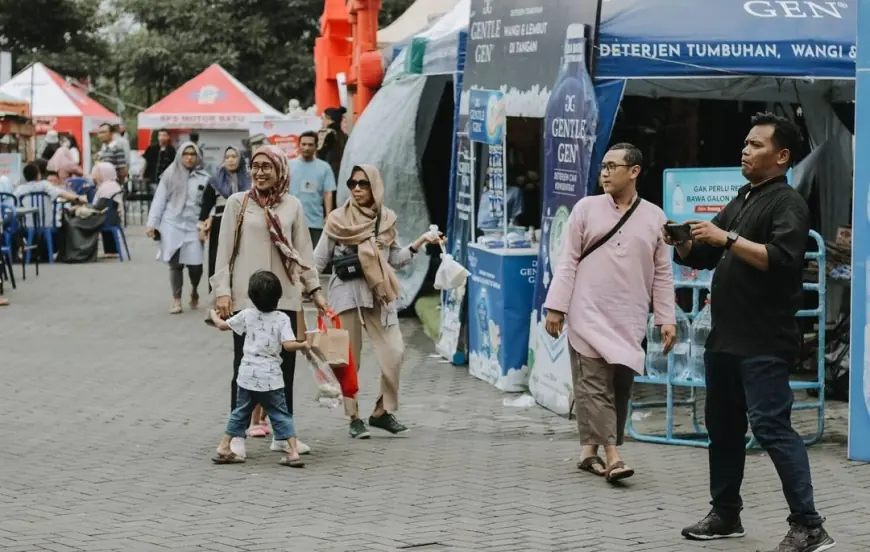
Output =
[{"x1": 543, "y1": 194, "x2": 676, "y2": 374}]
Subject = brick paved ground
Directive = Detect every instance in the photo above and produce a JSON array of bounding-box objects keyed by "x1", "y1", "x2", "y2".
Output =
[{"x1": 1, "y1": 232, "x2": 869, "y2": 552}]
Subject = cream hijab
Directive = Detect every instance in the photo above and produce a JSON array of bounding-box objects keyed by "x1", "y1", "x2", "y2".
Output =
[
  {"x1": 159, "y1": 142, "x2": 207, "y2": 212},
  {"x1": 324, "y1": 164, "x2": 400, "y2": 304}
]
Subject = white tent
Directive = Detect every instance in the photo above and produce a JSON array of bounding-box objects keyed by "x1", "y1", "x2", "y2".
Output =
[{"x1": 378, "y1": 0, "x2": 460, "y2": 47}]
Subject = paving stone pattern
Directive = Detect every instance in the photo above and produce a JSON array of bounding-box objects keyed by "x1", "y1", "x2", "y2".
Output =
[{"x1": 1, "y1": 233, "x2": 869, "y2": 551}]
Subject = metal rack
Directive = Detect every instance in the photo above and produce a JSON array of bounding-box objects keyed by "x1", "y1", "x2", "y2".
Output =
[{"x1": 627, "y1": 230, "x2": 827, "y2": 449}]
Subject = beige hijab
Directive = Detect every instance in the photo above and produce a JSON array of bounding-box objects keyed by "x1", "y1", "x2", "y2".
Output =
[{"x1": 324, "y1": 164, "x2": 400, "y2": 304}]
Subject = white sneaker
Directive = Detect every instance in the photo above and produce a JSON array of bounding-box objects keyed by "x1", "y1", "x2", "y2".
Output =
[
  {"x1": 229, "y1": 437, "x2": 247, "y2": 459},
  {"x1": 270, "y1": 438, "x2": 311, "y2": 455}
]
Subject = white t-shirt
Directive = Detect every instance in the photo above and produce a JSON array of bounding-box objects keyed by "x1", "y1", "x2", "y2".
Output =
[{"x1": 226, "y1": 308, "x2": 295, "y2": 391}]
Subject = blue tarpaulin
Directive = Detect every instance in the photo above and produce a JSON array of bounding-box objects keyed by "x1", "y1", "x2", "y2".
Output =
[{"x1": 596, "y1": 0, "x2": 855, "y2": 79}]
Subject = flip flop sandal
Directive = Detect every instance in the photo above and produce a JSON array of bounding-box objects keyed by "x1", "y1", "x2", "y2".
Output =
[
  {"x1": 0, "y1": 298, "x2": 9, "y2": 307},
  {"x1": 212, "y1": 452, "x2": 246, "y2": 464},
  {"x1": 278, "y1": 456, "x2": 305, "y2": 468},
  {"x1": 605, "y1": 461, "x2": 635, "y2": 483},
  {"x1": 577, "y1": 456, "x2": 606, "y2": 476},
  {"x1": 170, "y1": 304, "x2": 183, "y2": 314}
]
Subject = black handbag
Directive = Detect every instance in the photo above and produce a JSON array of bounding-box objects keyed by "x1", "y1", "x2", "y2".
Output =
[{"x1": 333, "y1": 214, "x2": 380, "y2": 282}]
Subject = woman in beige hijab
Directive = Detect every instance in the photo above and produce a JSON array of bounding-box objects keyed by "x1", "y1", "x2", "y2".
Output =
[{"x1": 315, "y1": 164, "x2": 442, "y2": 439}]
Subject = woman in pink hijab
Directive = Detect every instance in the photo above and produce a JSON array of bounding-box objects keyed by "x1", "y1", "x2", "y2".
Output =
[{"x1": 47, "y1": 143, "x2": 83, "y2": 181}]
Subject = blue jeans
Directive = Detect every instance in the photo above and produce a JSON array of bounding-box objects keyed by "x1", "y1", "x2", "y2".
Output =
[
  {"x1": 704, "y1": 352, "x2": 823, "y2": 527},
  {"x1": 226, "y1": 387, "x2": 296, "y2": 441}
]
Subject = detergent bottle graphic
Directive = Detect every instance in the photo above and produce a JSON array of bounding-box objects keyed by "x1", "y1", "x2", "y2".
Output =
[
  {"x1": 477, "y1": 287, "x2": 491, "y2": 359},
  {"x1": 671, "y1": 173, "x2": 686, "y2": 215}
]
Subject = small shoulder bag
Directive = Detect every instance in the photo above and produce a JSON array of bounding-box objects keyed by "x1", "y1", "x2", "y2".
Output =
[
  {"x1": 333, "y1": 214, "x2": 381, "y2": 281},
  {"x1": 577, "y1": 197, "x2": 641, "y2": 264}
]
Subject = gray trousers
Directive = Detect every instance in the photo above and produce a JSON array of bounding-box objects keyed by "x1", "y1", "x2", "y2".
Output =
[{"x1": 169, "y1": 250, "x2": 203, "y2": 299}]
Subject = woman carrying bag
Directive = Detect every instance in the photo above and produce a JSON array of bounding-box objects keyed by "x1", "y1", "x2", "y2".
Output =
[
  {"x1": 212, "y1": 145, "x2": 330, "y2": 458},
  {"x1": 314, "y1": 164, "x2": 442, "y2": 439}
]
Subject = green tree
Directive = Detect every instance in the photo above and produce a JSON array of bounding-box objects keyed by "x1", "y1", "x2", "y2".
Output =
[{"x1": 0, "y1": 0, "x2": 109, "y2": 77}]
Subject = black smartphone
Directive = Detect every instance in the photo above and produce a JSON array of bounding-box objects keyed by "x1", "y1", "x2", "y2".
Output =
[
  {"x1": 153, "y1": 229, "x2": 162, "y2": 242},
  {"x1": 665, "y1": 223, "x2": 692, "y2": 243}
]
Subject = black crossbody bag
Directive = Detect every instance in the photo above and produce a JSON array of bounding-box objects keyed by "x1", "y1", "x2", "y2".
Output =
[
  {"x1": 577, "y1": 197, "x2": 641, "y2": 263},
  {"x1": 333, "y1": 214, "x2": 381, "y2": 281}
]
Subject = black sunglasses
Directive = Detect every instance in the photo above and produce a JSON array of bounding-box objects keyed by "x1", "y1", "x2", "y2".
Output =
[{"x1": 347, "y1": 179, "x2": 371, "y2": 189}]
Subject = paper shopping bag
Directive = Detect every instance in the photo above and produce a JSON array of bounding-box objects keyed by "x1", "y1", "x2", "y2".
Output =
[{"x1": 313, "y1": 314, "x2": 350, "y2": 368}]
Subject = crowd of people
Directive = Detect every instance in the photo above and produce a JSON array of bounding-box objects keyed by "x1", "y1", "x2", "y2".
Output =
[{"x1": 141, "y1": 107, "x2": 444, "y2": 465}]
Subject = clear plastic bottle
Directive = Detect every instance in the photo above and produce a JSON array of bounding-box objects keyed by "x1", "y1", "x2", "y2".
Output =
[{"x1": 688, "y1": 299, "x2": 712, "y2": 382}]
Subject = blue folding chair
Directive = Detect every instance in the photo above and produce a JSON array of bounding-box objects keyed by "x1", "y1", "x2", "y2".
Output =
[
  {"x1": 17, "y1": 191, "x2": 56, "y2": 264},
  {"x1": 103, "y1": 191, "x2": 131, "y2": 262}
]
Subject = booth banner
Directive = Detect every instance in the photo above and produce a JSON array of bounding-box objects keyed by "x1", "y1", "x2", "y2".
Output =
[
  {"x1": 437, "y1": 133, "x2": 475, "y2": 362},
  {"x1": 467, "y1": 244, "x2": 537, "y2": 391},
  {"x1": 248, "y1": 117, "x2": 321, "y2": 160},
  {"x1": 662, "y1": 167, "x2": 767, "y2": 283},
  {"x1": 528, "y1": 40, "x2": 599, "y2": 415},
  {"x1": 586, "y1": 79, "x2": 626, "y2": 196},
  {"x1": 468, "y1": 88, "x2": 505, "y2": 145},
  {"x1": 138, "y1": 113, "x2": 285, "y2": 130},
  {"x1": 485, "y1": 145, "x2": 506, "y2": 224},
  {"x1": 849, "y1": 1, "x2": 870, "y2": 463},
  {"x1": 463, "y1": 0, "x2": 602, "y2": 118},
  {"x1": 0, "y1": 153, "x2": 22, "y2": 185}
]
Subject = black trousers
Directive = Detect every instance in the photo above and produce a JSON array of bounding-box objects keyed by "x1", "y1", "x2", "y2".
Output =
[
  {"x1": 705, "y1": 352, "x2": 822, "y2": 527},
  {"x1": 230, "y1": 309, "x2": 298, "y2": 417}
]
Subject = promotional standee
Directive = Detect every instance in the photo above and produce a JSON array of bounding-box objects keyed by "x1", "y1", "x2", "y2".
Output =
[
  {"x1": 849, "y1": 1, "x2": 870, "y2": 463},
  {"x1": 467, "y1": 245, "x2": 537, "y2": 391},
  {"x1": 437, "y1": 132, "x2": 475, "y2": 362},
  {"x1": 0, "y1": 153, "x2": 22, "y2": 186},
  {"x1": 464, "y1": 87, "x2": 540, "y2": 390},
  {"x1": 529, "y1": 25, "x2": 600, "y2": 416}
]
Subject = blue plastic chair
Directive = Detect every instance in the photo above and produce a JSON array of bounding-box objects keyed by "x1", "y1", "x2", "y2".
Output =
[
  {"x1": 0, "y1": 203, "x2": 17, "y2": 291},
  {"x1": 17, "y1": 191, "x2": 56, "y2": 264},
  {"x1": 0, "y1": 192, "x2": 16, "y2": 206},
  {"x1": 103, "y1": 191, "x2": 131, "y2": 262}
]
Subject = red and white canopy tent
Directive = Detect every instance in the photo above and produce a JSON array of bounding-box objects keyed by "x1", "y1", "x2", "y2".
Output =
[
  {"x1": 0, "y1": 62, "x2": 121, "y2": 172},
  {"x1": 136, "y1": 64, "x2": 285, "y2": 147}
]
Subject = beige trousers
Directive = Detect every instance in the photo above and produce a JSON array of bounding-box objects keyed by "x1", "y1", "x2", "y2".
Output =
[
  {"x1": 569, "y1": 348, "x2": 635, "y2": 446},
  {"x1": 339, "y1": 303, "x2": 405, "y2": 418}
]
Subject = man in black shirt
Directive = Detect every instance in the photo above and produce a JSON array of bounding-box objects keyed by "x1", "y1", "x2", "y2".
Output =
[
  {"x1": 665, "y1": 112, "x2": 835, "y2": 552},
  {"x1": 141, "y1": 128, "x2": 176, "y2": 185}
]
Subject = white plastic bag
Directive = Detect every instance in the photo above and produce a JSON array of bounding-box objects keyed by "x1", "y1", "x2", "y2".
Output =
[
  {"x1": 303, "y1": 350, "x2": 342, "y2": 408},
  {"x1": 434, "y1": 245, "x2": 470, "y2": 290}
]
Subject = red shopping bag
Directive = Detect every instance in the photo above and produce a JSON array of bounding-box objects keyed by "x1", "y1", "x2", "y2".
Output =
[{"x1": 317, "y1": 313, "x2": 359, "y2": 398}]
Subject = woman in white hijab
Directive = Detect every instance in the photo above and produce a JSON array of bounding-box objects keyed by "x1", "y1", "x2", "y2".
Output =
[{"x1": 146, "y1": 142, "x2": 210, "y2": 314}]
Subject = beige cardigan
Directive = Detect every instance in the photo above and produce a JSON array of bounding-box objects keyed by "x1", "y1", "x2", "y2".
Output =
[{"x1": 210, "y1": 192, "x2": 319, "y2": 312}]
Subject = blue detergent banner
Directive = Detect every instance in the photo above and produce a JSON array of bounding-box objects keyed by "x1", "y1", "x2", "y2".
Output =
[
  {"x1": 532, "y1": 31, "x2": 599, "y2": 320},
  {"x1": 849, "y1": 0, "x2": 870, "y2": 463},
  {"x1": 467, "y1": 245, "x2": 537, "y2": 391},
  {"x1": 437, "y1": 128, "x2": 474, "y2": 363},
  {"x1": 596, "y1": 0, "x2": 855, "y2": 79},
  {"x1": 468, "y1": 89, "x2": 506, "y2": 145}
]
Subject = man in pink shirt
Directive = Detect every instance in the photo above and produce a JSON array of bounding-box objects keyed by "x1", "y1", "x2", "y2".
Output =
[{"x1": 543, "y1": 143, "x2": 676, "y2": 483}]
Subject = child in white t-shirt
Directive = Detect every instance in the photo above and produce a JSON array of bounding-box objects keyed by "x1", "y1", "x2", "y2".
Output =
[{"x1": 209, "y1": 270, "x2": 309, "y2": 467}]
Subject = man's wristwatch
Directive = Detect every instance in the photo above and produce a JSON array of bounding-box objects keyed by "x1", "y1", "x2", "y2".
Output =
[{"x1": 725, "y1": 231, "x2": 739, "y2": 249}]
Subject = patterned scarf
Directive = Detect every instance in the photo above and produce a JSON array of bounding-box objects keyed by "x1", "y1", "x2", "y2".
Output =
[{"x1": 246, "y1": 146, "x2": 310, "y2": 285}]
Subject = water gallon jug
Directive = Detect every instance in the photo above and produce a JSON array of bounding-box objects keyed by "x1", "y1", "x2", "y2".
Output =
[
  {"x1": 688, "y1": 299, "x2": 712, "y2": 382},
  {"x1": 646, "y1": 314, "x2": 665, "y2": 378},
  {"x1": 673, "y1": 304, "x2": 692, "y2": 380}
]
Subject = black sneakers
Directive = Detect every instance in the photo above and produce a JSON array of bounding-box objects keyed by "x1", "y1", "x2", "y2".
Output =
[
  {"x1": 770, "y1": 523, "x2": 836, "y2": 552},
  {"x1": 369, "y1": 412, "x2": 409, "y2": 435},
  {"x1": 349, "y1": 418, "x2": 371, "y2": 439},
  {"x1": 682, "y1": 511, "x2": 746, "y2": 541}
]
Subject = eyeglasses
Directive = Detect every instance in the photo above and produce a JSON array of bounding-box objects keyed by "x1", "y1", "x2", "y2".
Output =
[
  {"x1": 600, "y1": 163, "x2": 633, "y2": 173},
  {"x1": 347, "y1": 179, "x2": 371, "y2": 189},
  {"x1": 251, "y1": 163, "x2": 274, "y2": 174}
]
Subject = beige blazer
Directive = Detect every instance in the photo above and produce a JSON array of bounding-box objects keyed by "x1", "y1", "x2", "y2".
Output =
[{"x1": 210, "y1": 192, "x2": 319, "y2": 312}]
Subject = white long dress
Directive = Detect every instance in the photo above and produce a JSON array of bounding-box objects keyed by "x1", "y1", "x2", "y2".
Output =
[{"x1": 147, "y1": 170, "x2": 208, "y2": 265}]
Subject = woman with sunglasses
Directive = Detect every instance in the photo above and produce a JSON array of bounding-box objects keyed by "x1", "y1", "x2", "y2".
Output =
[
  {"x1": 314, "y1": 165, "x2": 442, "y2": 439},
  {"x1": 211, "y1": 145, "x2": 330, "y2": 459}
]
